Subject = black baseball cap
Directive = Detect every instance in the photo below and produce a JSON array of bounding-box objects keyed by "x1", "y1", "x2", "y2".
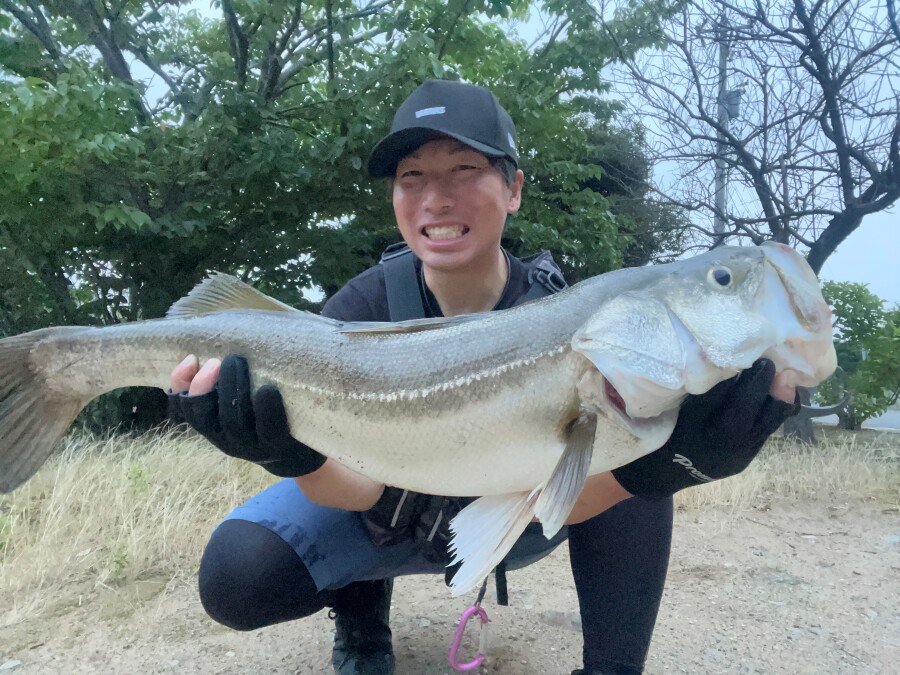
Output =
[{"x1": 367, "y1": 79, "x2": 518, "y2": 178}]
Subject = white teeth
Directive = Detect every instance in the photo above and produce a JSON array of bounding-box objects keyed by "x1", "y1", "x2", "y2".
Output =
[{"x1": 426, "y1": 225, "x2": 464, "y2": 240}]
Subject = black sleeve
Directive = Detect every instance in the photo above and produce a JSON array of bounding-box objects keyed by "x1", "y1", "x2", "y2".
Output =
[{"x1": 321, "y1": 265, "x2": 391, "y2": 322}]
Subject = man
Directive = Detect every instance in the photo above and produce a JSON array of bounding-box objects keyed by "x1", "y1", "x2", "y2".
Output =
[{"x1": 170, "y1": 80, "x2": 798, "y2": 674}]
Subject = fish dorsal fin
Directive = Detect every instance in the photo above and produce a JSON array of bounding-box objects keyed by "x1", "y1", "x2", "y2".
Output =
[
  {"x1": 167, "y1": 272, "x2": 304, "y2": 319},
  {"x1": 340, "y1": 313, "x2": 487, "y2": 335}
]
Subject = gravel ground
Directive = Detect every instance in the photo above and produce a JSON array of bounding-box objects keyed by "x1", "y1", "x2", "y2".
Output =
[{"x1": 1, "y1": 501, "x2": 898, "y2": 674}]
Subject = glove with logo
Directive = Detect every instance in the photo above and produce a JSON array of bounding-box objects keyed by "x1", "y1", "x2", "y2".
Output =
[
  {"x1": 611, "y1": 359, "x2": 800, "y2": 499},
  {"x1": 170, "y1": 354, "x2": 326, "y2": 478}
]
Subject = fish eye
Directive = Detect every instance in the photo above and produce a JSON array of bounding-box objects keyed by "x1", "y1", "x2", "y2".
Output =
[{"x1": 708, "y1": 266, "x2": 733, "y2": 288}]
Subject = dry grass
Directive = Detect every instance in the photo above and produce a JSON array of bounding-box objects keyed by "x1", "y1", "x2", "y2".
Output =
[
  {"x1": 1, "y1": 426, "x2": 897, "y2": 626},
  {"x1": 0, "y1": 428, "x2": 275, "y2": 626},
  {"x1": 674, "y1": 427, "x2": 900, "y2": 511}
]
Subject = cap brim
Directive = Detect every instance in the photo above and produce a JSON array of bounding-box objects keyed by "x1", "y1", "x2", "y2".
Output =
[{"x1": 367, "y1": 127, "x2": 508, "y2": 178}]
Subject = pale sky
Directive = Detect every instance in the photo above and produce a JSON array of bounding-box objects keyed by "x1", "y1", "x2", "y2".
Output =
[{"x1": 818, "y1": 210, "x2": 898, "y2": 308}]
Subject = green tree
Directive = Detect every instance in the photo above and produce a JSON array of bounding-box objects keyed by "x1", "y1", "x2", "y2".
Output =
[
  {"x1": 0, "y1": 0, "x2": 676, "y2": 428},
  {"x1": 819, "y1": 282, "x2": 899, "y2": 430},
  {"x1": 845, "y1": 308, "x2": 900, "y2": 429},
  {"x1": 579, "y1": 123, "x2": 688, "y2": 269}
]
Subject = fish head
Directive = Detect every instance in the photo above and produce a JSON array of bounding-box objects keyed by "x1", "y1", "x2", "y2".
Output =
[{"x1": 572, "y1": 243, "x2": 836, "y2": 442}]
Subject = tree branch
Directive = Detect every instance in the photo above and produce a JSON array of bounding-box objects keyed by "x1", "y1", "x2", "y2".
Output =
[
  {"x1": 436, "y1": 0, "x2": 471, "y2": 61},
  {"x1": 66, "y1": 0, "x2": 150, "y2": 124},
  {"x1": 889, "y1": 0, "x2": 900, "y2": 45},
  {"x1": 221, "y1": 0, "x2": 249, "y2": 89},
  {"x1": 276, "y1": 25, "x2": 386, "y2": 91},
  {"x1": 1, "y1": 0, "x2": 65, "y2": 69}
]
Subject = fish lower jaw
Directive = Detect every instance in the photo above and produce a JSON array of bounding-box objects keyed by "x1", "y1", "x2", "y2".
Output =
[
  {"x1": 605, "y1": 404, "x2": 681, "y2": 453},
  {"x1": 600, "y1": 396, "x2": 642, "y2": 432}
]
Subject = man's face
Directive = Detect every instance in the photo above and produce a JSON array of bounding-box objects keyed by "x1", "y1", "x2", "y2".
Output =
[{"x1": 392, "y1": 138, "x2": 523, "y2": 272}]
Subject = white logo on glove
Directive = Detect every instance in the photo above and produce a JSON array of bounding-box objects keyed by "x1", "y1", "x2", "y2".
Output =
[{"x1": 672, "y1": 454, "x2": 714, "y2": 483}]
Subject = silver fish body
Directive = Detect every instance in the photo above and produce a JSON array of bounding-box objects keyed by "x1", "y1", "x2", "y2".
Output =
[{"x1": 0, "y1": 242, "x2": 837, "y2": 593}]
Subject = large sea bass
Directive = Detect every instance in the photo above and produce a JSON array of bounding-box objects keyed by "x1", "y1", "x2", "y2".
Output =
[{"x1": 0, "y1": 243, "x2": 835, "y2": 593}]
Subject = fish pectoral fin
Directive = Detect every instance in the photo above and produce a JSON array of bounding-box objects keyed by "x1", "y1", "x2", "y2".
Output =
[
  {"x1": 167, "y1": 273, "x2": 307, "y2": 318},
  {"x1": 533, "y1": 412, "x2": 596, "y2": 538},
  {"x1": 448, "y1": 490, "x2": 539, "y2": 597},
  {"x1": 340, "y1": 313, "x2": 486, "y2": 335}
]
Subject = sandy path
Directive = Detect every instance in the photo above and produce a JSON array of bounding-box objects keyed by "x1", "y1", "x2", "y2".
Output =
[{"x1": 1, "y1": 501, "x2": 897, "y2": 674}]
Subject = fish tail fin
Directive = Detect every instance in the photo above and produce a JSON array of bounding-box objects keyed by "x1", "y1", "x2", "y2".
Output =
[
  {"x1": 0, "y1": 328, "x2": 91, "y2": 493},
  {"x1": 447, "y1": 489, "x2": 539, "y2": 596}
]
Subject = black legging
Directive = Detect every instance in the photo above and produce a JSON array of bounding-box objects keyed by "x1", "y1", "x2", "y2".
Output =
[
  {"x1": 198, "y1": 519, "x2": 330, "y2": 631},
  {"x1": 568, "y1": 496, "x2": 674, "y2": 674},
  {"x1": 199, "y1": 495, "x2": 673, "y2": 673}
]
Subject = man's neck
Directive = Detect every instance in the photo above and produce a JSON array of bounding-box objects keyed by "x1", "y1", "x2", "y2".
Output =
[{"x1": 423, "y1": 248, "x2": 509, "y2": 317}]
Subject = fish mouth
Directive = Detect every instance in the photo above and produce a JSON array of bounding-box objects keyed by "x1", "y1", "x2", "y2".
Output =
[
  {"x1": 600, "y1": 373, "x2": 678, "y2": 436},
  {"x1": 592, "y1": 370, "x2": 681, "y2": 453},
  {"x1": 604, "y1": 378, "x2": 628, "y2": 418}
]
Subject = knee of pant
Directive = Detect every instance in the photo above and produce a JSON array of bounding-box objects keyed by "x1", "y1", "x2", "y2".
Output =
[
  {"x1": 198, "y1": 520, "x2": 323, "y2": 631},
  {"x1": 197, "y1": 557, "x2": 260, "y2": 631}
]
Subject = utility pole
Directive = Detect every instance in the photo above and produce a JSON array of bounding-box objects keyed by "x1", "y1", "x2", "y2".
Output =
[
  {"x1": 698, "y1": 11, "x2": 744, "y2": 243},
  {"x1": 714, "y1": 13, "x2": 730, "y2": 236}
]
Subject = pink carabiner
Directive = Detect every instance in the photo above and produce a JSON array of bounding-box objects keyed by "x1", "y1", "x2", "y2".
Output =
[{"x1": 447, "y1": 604, "x2": 490, "y2": 671}]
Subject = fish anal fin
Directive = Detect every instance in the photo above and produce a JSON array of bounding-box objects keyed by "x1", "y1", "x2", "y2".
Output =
[
  {"x1": 447, "y1": 414, "x2": 596, "y2": 596},
  {"x1": 448, "y1": 489, "x2": 539, "y2": 596},
  {"x1": 166, "y1": 273, "x2": 305, "y2": 319},
  {"x1": 534, "y1": 412, "x2": 596, "y2": 538}
]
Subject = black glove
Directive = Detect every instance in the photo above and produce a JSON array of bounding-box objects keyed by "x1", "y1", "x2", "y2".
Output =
[
  {"x1": 169, "y1": 354, "x2": 326, "y2": 478},
  {"x1": 612, "y1": 359, "x2": 800, "y2": 499}
]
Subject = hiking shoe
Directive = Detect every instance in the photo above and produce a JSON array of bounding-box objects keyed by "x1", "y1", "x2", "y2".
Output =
[{"x1": 330, "y1": 578, "x2": 395, "y2": 675}]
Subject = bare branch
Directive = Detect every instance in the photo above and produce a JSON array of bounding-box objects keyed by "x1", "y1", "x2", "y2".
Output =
[
  {"x1": 889, "y1": 0, "x2": 900, "y2": 45},
  {"x1": 611, "y1": 0, "x2": 898, "y2": 266}
]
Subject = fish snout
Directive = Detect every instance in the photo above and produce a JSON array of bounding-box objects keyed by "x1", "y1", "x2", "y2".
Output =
[
  {"x1": 757, "y1": 243, "x2": 837, "y2": 387},
  {"x1": 760, "y1": 242, "x2": 832, "y2": 333},
  {"x1": 764, "y1": 335, "x2": 838, "y2": 387}
]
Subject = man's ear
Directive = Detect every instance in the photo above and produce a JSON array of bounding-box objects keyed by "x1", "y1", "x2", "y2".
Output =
[{"x1": 507, "y1": 169, "x2": 525, "y2": 214}]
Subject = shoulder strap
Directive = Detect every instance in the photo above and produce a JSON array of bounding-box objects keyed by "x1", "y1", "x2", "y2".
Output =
[
  {"x1": 381, "y1": 245, "x2": 568, "y2": 320},
  {"x1": 380, "y1": 243, "x2": 427, "y2": 321},
  {"x1": 516, "y1": 250, "x2": 569, "y2": 305}
]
